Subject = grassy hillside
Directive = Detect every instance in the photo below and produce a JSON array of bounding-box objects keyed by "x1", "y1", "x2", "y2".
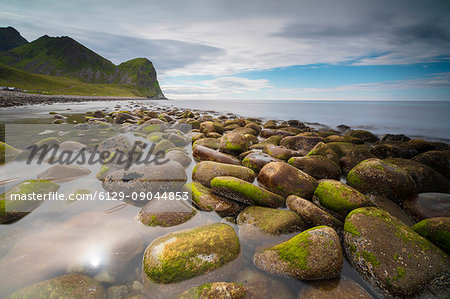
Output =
[
  {"x1": 0, "y1": 63, "x2": 143, "y2": 97},
  {"x1": 0, "y1": 35, "x2": 117, "y2": 81}
]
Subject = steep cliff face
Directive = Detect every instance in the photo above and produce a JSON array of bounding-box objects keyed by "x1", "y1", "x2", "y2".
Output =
[
  {"x1": 0, "y1": 27, "x2": 28, "y2": 52},
  {"x1": 0, "y1": 30, "x2": 164, "y2": 98},
  {"x1": 118, "y1": 58, "x2": 164, "y2": 98}
]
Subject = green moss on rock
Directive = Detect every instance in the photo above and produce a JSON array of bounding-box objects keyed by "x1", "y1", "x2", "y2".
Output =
[
  {"x1": 412, "y1": 217, "x2": 450, "y2": 254},
  {"x1": 143, "y1": 223, "x2": 240, "y2": 284},
  {"x1": 314, "y1": 179, "x2": 371, "y2": 219},
  {"x1": 0, "y1": 142, "x2": 20, "y2": 164},
  {"x1": 237, "y1": 206, "x2": 306, "y2": 235},
  {"x1": 6, "y1": 273, "x2": 104, "y2": 299},
  {"x1": 211, "y1": 176, "x2": 285, "y2": 207}
]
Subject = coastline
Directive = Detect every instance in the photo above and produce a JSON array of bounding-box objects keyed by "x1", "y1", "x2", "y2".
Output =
[{"x1": 0, "y1": 91, "x2": 167, "y2": 108}]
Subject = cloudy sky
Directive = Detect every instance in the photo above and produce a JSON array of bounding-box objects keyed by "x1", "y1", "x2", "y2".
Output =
[{"x1": 1, "y1": 0, "x2": 449, "y2": 100}]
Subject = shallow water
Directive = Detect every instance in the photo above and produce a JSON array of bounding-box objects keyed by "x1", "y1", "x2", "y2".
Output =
[{"x1": 2, "y1": 99, "x2": 446, "y2": 298}]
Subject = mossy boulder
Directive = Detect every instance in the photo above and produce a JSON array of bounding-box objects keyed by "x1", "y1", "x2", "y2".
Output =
[
  {"x1": 0, "y1": 142, "x2": 20, "y2": 164},
  {"x1": 200, "y1": 121, "x2": 224, "y2": 134},
  {"x1": 237, "y1": 206, "x2": 306, "y2": 236},
  {"x1": 325, "y1": 142, "x2": 371, "y2": 159},
  {"x1": 347, "y1": 158, "x2": 417, "y2": 203},
  {"x1": 257, "y1": 162, "x2": 318, "y2": 200},
  {"x1": 244, "y1": 133, "x2": 259, "y2": 145},
  {"x1": 193, "y1": 144, "x2": 240, "y2": 165},
  {"x1": 1, "y1": 179, "x2": 60, "y2": 223},
  {"x1": 263, "y1": 144, "x2": 302, "y2": 161},
  {"x1": 307, "y1": 142, "x2": 340, "y2": 165},
  {"x1": 280, "y1": 136, "x2": 326, "y2": 152},
  {"x1": 154, "y1": 139, "x2": 176, "y2": 153},
  {"x1": 231, "y1": 127, "x2": 257, "y2": 136},
  {"x1": 253, "y1": 226, "x2": 343, "y2": 280},
  {"x1": 325, "y1": 135, "x2": 364, "y2": 144},
  {"x1": 260, "y1": 129, "x2": 294, "y2": 139},
  {"x1": 286, "y1": 195, "x2": 343, "y2": 231},
  {"x1": 339, "y1": 151, "x2": 375, "y2": 175},
  {"x1": 384, "y1": 158, "x2": 449, "y2": 193},
  {"x1": 288, "y1": 156, "x2": 341, "y2": 180},
  {"x1": 344, "y1": 130, "x2": 378, "y2": 142},
  {"x1": 6, "y1": 273, "x2": 104, "y2": 299},
  {"x1": 138, "y1": 199, "x2": 196, "y2": 227},
  {"x1": 211, "y1": 176, "x2": 285, "y2": 208},
  {"x1": 192, "y1": 161, "x2": 256, "y2": 188},
  {"x1": 401, "y1": 139, "x2": 447, "y2": 154},
  {"x1": 242, "y1": 152, "x2": 282, "y2": 173},
  {"x1": 344, "y1": 207, "x2": 449, "y2": 297},
  {"x1": 192, "y1": 138, "x2": 221, "y2": 150},
  {"x1": 412, "y1": 150, "x2": 450, "y2": 180},
  {"x1": 146, "y1": 131, "x2": 163, "y2": 143},
  {"x1": 297, "y1": 277, "x2": 372, "y2": 299},
  {"x1": 181, "y1": 110, "x2": 195, "y2": 118},
  {"x1": 313, "y1": 179, "x2": 372, "y2": 219},
  {"x1": 183, "y1": 182, "x2": 243, "y2": 217},
  {"x1": 142, "y1": 123, "x2": 164, "y2": 134},
  {"x1": 143, "y1": 223, "x2": 240, "y2": 284},
  {"x1": 175, "y1": 282, "x2": 248, "y2": 299},
  {"x1": 402, "y1": 193, "x2": 450, "y2": 221},
  {"x1": 371, "y1": 143, "x2": 417, "y2": 159},
  {"x1": 412, "y1": 217, "x2": 450, "y2": 254},
  {"x1": 249, "y1": 136, "x2": 282, "y2": 150},
  {"x1": 37, "y1": 164, "x2": 91, "y2": 182},
  {"x1": 168, "y1": 133, "x2": 190, "y2": 147},
  {"x1": 234, "y1": 268, "x2": 293, "y2": 299}
]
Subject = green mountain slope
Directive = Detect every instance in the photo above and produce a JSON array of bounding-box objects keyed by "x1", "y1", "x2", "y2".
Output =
[
  {"x1": 0, "y1": 29, "x2": 165, "y2": 98},
  {"x1": 0, "y1": 62, "x2": 143, "y2": 97},
  {"x1": 0, "y1": 27, "x2": 28, "y2": 52}
]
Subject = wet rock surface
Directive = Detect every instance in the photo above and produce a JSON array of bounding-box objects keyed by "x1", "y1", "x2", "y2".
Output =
[
  {"x1": 297, "y1": 276, "x2": 372, "y2": 299},
  {"x1": 287, "y1": 195, "x2": 343, "y2": 231},
  {"x1": 344, "y1": 207, "x2": 449, "y2": 297},
  {"x1": 257, "y1": 162, "x2": 318, "y2": 199}
]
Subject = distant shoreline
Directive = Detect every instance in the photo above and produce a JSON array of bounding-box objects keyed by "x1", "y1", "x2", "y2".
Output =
[{"x1": 0, "y1": 91, "x2": 167, "y2": 108}]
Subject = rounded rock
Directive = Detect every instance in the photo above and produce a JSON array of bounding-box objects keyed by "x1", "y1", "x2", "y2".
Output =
[
  {"x1": 347, "y1": 158, "x2": 416, "y2": 203},
  {"x1": 192, "y1": 161, "x2": 256, "y2": 188},
  {"x1": 412, "y1": 217, "x2": 450, "y2": 254},
  {"x1": 143, "y1": 223, "x2": 240, "y2": 284},
  {"x1": 211, "y1": 176, "x2": 285, "y2": 207},
  {"x1": 253, "y1": 226, "x2": 343, "y2": 280},
  {"x1": 288, "y1": 155, "x2": 341, "y2": 180},
  {"x1": 257, "y1": 162, "x2": 318, "y2": 199},
  {"x1": 313, "y1": 179, "x2": 372, "y2": 219},
  {"x1": 344, "y1": 207, "x2": 449, "y2": 297},
  {"x1": 286, "y1": 195, "x2": 343, "y2": 231}
]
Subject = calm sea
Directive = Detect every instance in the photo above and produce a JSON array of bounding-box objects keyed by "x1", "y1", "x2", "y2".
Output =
[{"x1": 1, "y1": 100, "x2": 449, "y2": 141}]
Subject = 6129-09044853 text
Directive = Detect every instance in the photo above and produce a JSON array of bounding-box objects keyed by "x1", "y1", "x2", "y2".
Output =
[{"x1": 9, "y1": 191, "x2": 189, "y2": 201}]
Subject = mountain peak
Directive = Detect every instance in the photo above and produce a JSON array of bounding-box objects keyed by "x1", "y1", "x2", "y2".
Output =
[{"x1": 0, "y1": 26, "x2": 28, "y2": 52}]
